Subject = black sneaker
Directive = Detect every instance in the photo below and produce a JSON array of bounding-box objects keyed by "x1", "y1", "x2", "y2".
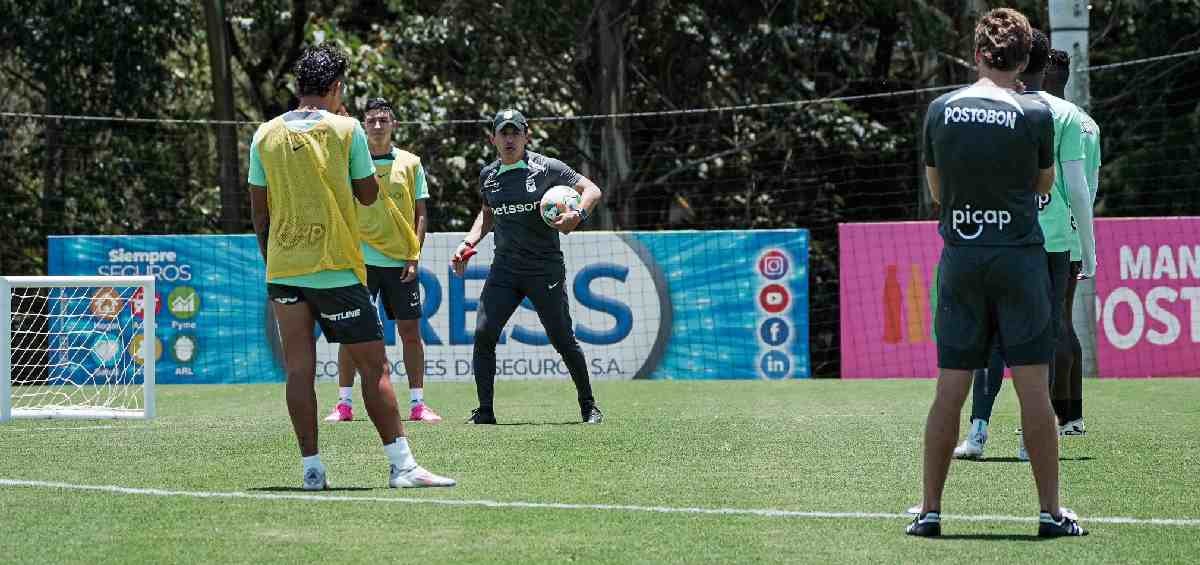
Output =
[
  {"x1": 465, "y1": 407, "x2": 497, "y2": 425},
  {"x1": 582, "y1": 404, "x2": 603, "y2": 424},
  {"x1": 906, "y1": 512, "x2": 941, "y2": 537},
  {"x1": 1039, "y1": 508, "x2": 1088, "y2": 537}
]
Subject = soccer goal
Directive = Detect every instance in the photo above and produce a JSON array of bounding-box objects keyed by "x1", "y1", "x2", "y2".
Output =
[{"x1": 1, "y1": 276, "x2": 156, "y2": 421}]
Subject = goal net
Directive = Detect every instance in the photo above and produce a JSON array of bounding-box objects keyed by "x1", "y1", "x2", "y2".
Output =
[{"x1": 1, "y1": 276, "x2": 156, "y2": 420}]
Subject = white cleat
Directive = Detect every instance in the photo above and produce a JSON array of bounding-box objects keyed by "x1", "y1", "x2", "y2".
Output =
[
  {"x1": 953, "y1": 419, "x2": 988, "y2": 460},
  {"x1": 303, "y1": 467, "x2": 329, "y2": 491},
  {"x1": 389, "y1": 464, "x2": 456, "y2": 488},
  {"x1": 1059, "y1": 419, "x2": 1086, "y2": 436}
]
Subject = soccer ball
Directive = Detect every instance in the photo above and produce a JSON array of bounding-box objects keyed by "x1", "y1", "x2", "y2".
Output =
[{"x1": 539, "y1": 185, "x2": 581, "y2": 227}]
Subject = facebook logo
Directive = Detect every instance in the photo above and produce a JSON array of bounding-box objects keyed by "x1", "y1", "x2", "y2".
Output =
[
  {"x1": 759, "y1": 317, "x2": 789, "y2": 346},
  {"x1": 759, "y1": 351, "x2": 791, "y2": 379}
]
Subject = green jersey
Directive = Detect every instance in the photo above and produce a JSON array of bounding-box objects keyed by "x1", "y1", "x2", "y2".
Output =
[{"x1": 1027, "y1": 91, "x2": 1085, "y2": 254}]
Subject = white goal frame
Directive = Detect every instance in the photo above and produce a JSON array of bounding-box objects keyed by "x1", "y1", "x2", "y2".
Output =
[{"x1": 1, "y1": 275, "x2": 156, "y2": 421}]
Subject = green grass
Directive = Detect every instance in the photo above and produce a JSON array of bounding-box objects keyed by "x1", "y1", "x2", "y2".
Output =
[{"x1": 1, "y1": 379, "x2": 1198, "y2": 564}]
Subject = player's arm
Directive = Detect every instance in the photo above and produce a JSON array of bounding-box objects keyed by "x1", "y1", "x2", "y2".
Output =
[
  {"x1": 247, "y1": 131, "x2": 270, "y2": 262},
  {"x1": 1065, "y1": 160, "x2": 1097, "y2": 278},
  {"x1": 404, "y1": 165, "x2": 430, "y2": 283},
  {"x1": 349, "y1": 120, "x2": 378, "y2": 205},
  {"x1": 925, "y1": 167, "x2": 941, "y2": 205},
  {"x1": 250, "y1": 186, "x2": 269, "y2": 261},
  {"x1": 552, "y1": 160, "x2": 601, "y2": 234},
  {"x1": 1034, "y1": 110, "x2": 1055, "y2": 195},
  {"x1": 452, "y1": 205, "x2": 492, "y2": 278}
]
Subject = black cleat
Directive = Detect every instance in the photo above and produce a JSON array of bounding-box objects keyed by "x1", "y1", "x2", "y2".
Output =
[
  {"x1": 906, "y1": 512, "x2": 941, "y2": 537},
  {"x1": 465, "y1": 407, "x2": 497, "y2": 425},
  {"x1": 1039, "y1": 508, "x2": 1088, "y2": 537},
  {"x1": 582, "y1": 404, "x2": 603, "y2": 424}
]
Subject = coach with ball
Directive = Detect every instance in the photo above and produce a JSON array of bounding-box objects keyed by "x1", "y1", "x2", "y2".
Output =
[{"x1": 451, "y1": 109, "x2": 605, "y2": 425}]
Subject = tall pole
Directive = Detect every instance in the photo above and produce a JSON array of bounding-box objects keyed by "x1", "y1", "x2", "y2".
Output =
[
  {"x1": 1051, "y1": 0, "x2": 1097, "y2": 378},
  {"x1": 204, "y1": 0, "x2": 243, "y2": 233}
]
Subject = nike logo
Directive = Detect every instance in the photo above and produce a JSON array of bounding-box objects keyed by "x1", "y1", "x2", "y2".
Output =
[
  {"x1": 548, "y1": 281, "x2": 560, "y2": 289},
  {"x1": 290, "y1": 141, "x2": 307, "y2": 152}
]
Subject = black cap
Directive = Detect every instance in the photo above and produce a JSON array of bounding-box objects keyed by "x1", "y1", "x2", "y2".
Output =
[{"x1": 492, "y1": 109, "x2": 528, "y2": 134}]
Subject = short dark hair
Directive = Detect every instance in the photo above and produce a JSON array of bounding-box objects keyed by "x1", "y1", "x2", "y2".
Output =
[
  {"x1": 365, "y1": 98, "x2": 394, "y2": 116},
  {"x1": 295, "y1": 44, "x2": 348, "y2": 97},
  {"x1": 1048, "y1": 48, "x2": 1071, "y2": 76},
  {"x1": 974, "y1": 8, "x2": 1032, "y2": 72},
  {"x1": 1024, "y1": 29, "x2": 1050, "y2": 76}
]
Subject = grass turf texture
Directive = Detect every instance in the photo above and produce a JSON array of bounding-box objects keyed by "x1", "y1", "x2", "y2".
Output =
[{"x1": 1, "y1": 379, "x2": 1197, "y2": 564}]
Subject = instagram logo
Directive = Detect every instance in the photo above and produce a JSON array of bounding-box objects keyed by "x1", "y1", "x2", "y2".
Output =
[{"x1": 758, "y1": 250, "x2": 789, "y2": 280}]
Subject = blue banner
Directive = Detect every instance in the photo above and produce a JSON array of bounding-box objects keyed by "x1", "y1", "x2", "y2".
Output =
[{"x1": 49, "y1": 230, "x2": 808, "y2": 383}]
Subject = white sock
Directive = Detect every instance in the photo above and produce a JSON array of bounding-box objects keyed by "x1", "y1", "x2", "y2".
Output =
[
  {"x1": 410, "y1": 388, "x2": 423, "y2": 406},
  {"x1": 339, "y1": 387, "x2": 353, "y2": 404},
  {"x1": 384, "y1": 437, "x2": 417, "y2": 471},
  {"x1": 301, "y1": 454, "x2": 324, "y2": 472}
]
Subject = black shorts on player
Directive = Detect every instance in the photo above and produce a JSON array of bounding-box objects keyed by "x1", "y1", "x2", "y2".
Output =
[
  {"x1": 366, "y1": 265, "x2": 421, "y2": 321},
  {"x1": 935, "y1": 245, "x2": 1054, "y2": 369},
  {"x1": 268, "y1": 283, "x2": 383, "y2": 344}
]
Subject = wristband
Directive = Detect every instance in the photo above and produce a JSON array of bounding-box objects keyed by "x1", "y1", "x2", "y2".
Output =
[
  {"x1": 576, "y1": 207, "x2": 589, "y2": 223},
  {"x1": 462, "y1": 239, "x2": 475, "y2": 248}
]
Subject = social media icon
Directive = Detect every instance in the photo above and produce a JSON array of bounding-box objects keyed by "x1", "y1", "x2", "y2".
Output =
[
  {"x1": 758, "y1": 284, "x2": 790, "y2": 314},
  {"x1": 758, "y1": 250, "x2": 789, "y2": 280},
  {"x1": 759, "y1": 351, "x2": 791, "y2": 379},
  {"x1": 759, "y1": 317, "x2": 790, "y2": 346}
]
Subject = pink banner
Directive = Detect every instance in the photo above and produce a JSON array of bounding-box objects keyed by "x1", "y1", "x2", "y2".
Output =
[
  {"x1": 839, "y1": 218, "x2": 1200, "y2": 379},
  {"x1": 839, "y1": 222, "x2": 941, "y2": 378},
  {"x1": 1093, "y1": 217, "x2": 1200, "y2": 378}
]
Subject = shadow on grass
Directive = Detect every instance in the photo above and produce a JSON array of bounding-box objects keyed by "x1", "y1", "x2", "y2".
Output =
[
  {"x1": 249, "y1": 486, "x2": 374, "y2": 493},
  {"x1": 934, "y1": 534, "x2": 1052, "y2": 541},
  {"x1": 495, "y1": 421, "x2": 583, "y2": 427},
  {"x1": 970, "y1": 456, "x2": 1095, "y2": 463}
]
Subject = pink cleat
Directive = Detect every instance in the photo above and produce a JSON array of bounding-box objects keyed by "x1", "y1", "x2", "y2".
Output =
[
  {"x1": 409, "y1": 404, "x2": 443, "y2": 422},
  {"x1": 323, "y1": 402, "x2": 353, "y2": 422}
]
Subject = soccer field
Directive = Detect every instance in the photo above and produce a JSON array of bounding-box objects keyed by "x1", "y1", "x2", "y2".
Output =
[{"x1": 2, "y1": 379, "x2": 1198, "y2": 564}]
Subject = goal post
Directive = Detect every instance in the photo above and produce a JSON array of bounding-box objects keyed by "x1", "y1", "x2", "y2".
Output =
[{"x1": 1, "y1": 275, "x2": 156, "y2": 421}]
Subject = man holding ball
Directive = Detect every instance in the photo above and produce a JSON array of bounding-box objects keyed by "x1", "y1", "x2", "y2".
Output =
[{"x1": 451, "y1": 109, "x2": 604, "y2": 425}]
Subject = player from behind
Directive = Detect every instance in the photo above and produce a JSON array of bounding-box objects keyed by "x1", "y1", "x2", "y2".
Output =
[
  {"x1": 324, "y1": 97, "x2": 443, "y2": 423},
  {"x1": 909, "y1": 9, "x2": 1085, "y2": 538},
  {"x1": 950, "y1": 29, "x2": 1095, "y2": 461},
  {"x1": 1047, "y1": 48, "x2": 1100, "y2": 435},
  {"x1": 450, "y1": 109, "x2": 604, "y2": 425},
  {"x1": 248, "y1": 44, "x2": 454, "y2": 490}
]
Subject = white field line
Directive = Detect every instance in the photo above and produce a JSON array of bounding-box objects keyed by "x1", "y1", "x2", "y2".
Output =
[{"x1": 1, "y1": 478, "x2": 1198, "y2": 527}]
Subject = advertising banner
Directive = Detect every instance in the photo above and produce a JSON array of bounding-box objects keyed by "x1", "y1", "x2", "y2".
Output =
[
  {"x1": 49, "y1": 229, "x2": 809, "y2": 383},
  {"x1": 838, "y1": 218, "x2": 1200, "y2": 379}
]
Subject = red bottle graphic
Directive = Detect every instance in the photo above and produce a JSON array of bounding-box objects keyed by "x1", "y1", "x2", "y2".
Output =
[{"x1": 883, "y1": 264, "x2": 903, "y2": 344}]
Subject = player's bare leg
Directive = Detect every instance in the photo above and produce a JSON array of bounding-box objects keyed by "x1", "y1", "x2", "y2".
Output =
[
  {"x1": 325, "y1": 345, "x2": 357, "y2": 422},
  {"x1": 399, "y1": 319, "x2": 440, "y2": 421},
  {"x1": 1010, "y1": 364, "x2": 1060, "y2": 512},
  {"x1": 343, "y1": 339, "x2": 454, "y2": 488},
  {"x1": 920, "y1": 369, "x2": 973, "y2": 514},
  {"x1": 273, "y1": 301, "x2": 327, "y2": 490}
]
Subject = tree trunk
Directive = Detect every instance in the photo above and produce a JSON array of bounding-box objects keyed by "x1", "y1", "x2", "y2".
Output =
[
  {"x1": 581, "y1": 0, "x2": 631, "y2": 230},
  {"x1": 204, "y1": 0, "x2": 244, "y2": 232}
]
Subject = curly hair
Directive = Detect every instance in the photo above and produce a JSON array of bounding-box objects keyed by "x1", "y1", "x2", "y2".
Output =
[
  {"x1": 974, "y1": 8, "x2": 1033, "y2": 72},
  {"x1": 295, "y1": 44, "x2": 348, "y2": 97},
  {"x1": 1048, "y1": 48, "x2": 1071, "y2": 76}
]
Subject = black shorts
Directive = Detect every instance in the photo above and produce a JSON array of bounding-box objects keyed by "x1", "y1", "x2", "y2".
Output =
[
  {"x1": 935, "y1": 245, "x2": 1054, "y2": 369},
  {"x1": 267, "y1": 283, "x2": 383, "y2": 344},
  {"x1": 367, "y1": 265, "x2": 422, "y2": 321}
]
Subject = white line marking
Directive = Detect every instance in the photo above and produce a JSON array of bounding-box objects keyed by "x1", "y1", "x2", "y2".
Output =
[
  {"x1": 0, "y1": 425, "x2": 140, "y2": 432},
  {"x1": 2, "y1": 478, "x2": 1198, "y2": 527}
]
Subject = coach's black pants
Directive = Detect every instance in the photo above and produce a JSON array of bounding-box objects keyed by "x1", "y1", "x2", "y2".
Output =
[{"x1": 472, "y1": 266, "x2": 594, "y2": 410}]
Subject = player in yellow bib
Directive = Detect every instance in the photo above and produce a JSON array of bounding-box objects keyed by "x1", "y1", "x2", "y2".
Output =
[
  {"x1": 324, "y1": 98, "x2": 442, "y2": 423},
  {"x1": 248, "y1": 44, "x2": 453, "y2": 491}
]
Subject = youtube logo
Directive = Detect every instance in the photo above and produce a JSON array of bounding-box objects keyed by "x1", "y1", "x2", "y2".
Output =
[{"x1": 758, "y1": 284, "x2": 790, "y2": 314}]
